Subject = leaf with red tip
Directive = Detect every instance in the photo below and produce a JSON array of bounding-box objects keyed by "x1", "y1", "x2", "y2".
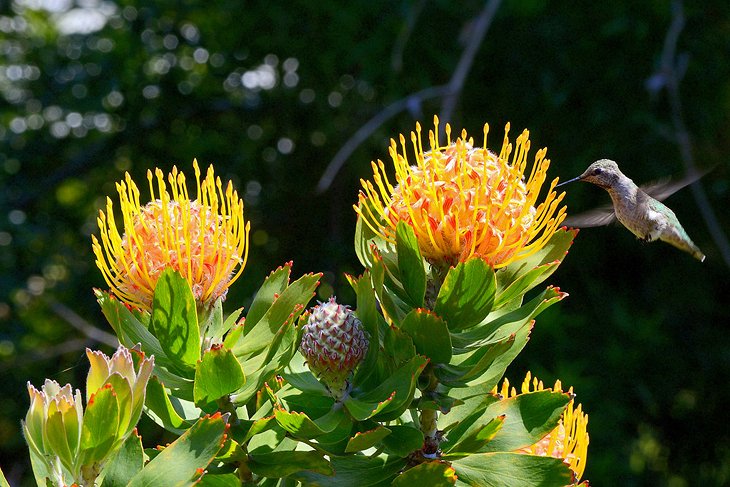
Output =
[
  {"x1": 194, "y1": 345, "x2": 245, "y2": 410},
  {"x1": 392, "y1": 461, "x2": 457, "y2": 486},
  {"x1": 401, "y1": 308, "x2": 452, "y2": 364},
  {"x1": 345, "y1": 425, "x2": 392, "y2": 453},
  {"x1": 127, "y1": 413, "x2": 228, "y2": 486}
]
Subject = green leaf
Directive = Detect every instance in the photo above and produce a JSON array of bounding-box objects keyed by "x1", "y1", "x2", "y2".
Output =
[
  {"x1": 151, "y1": 269, "x2": 201, "y2": 372},
  {"x1": 96, "y1": 290, "x2": 170, "y2": 367},
  {"x1": 248, "y1": 450, "x2": 333, "y2": 478},
  {"x1": 350, "y1": 271, "x2": 381, "y2": 385},
  {"x1": 450, "y1": 287, "x2": 564, "y2": 354},
  {"x1": 494, "y1": 229, "x2": 576, "y2": 309},
  {"x1": 435, "y1": 335, "x2": 516, "y2": 388},
  {"x1": 381, "y1": 424, "x2": 424, "y2": 457},
  {"x1": 451, "y1": 452, "x2": 573, "y2": 486},
  {"x1": 345, "y1": 425, "x2": 392, "y2": 453},
  {"x1": 481, "y1": 390, "x2": 570, "y2": 452},
  {"x1": 80, "y1": 384, "x2": 120, "y2": 465},
  {"x1": 343, "y1": 392, "x2": 396, "y2": 421},
  {"x1": 442, "y1": 415, "x2": 504, "y2": 457},
  {"x1": 497, "y1": 228, "x2": 576, "y2": 288},
  {"x1": 370, "y1": 254, "x2": 410, "y2": 323},
  {"x1": 246, "y1": 263, "x2": 292, "y2": 328},
  {"x1": 392, "y1": 461, "x2": 457, "y2": 486},
  {"x1": 197, "y1": 473, "x2": 242, "y2": 487},
  {"x1": 438, "y1": 321, "x2": 533, "y2": 390},
  {"x1": 348, "y1": 355, "x2": 428, "y2": 421},
  {"x1": 396, "y1": 221, "x2": 427, "y2": 307},
  {"x1": 236, "y1": 272, "x2": 320, "y2": 358},
  {"x1": 127, "y1": 413, "x2": 227, "y2": 487},
  {"x1": 400, "y1": 309, "x2": 452, "y2": 364},
  {"x1": 194, "y1": 345, "x2": 245, "y2": 409},
  {"x1": 435, "y1": 258, "x2": 496, "y2": 331},
  {"x1": 354, "y1": 199, "x2": 387, "y2": 269},
  {"x1": 274, "y1": 407, "x2": 345, "y2": 439},
  {"x1": 100, "y1": 431, "x2": 144, "y2": 486},
  {"x1": 144, "y1": 376, "x2": 190, "y2": 433},
  {"x1": 0, "y1": 467, "x2": 9, "y2": 487},
  {"x1": 291, "y1": 454, "x2": 407, "y2": 487}
]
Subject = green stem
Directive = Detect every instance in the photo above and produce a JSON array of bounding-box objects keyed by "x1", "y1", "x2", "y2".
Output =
[{"x1": 418, "y1": 364, "x2": 441, "y2": 458}]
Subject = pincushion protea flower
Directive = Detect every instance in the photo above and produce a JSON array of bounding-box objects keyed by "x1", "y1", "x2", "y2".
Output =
[
  {"x1": 497, "y1": 372, "x2": 589, "y2": 481},
  {"x1": 356, "y1": 116, "x2": 567, "y2": 267},
  {"x1": 300, "y1": 297, "x2": 368, "y2": 400},
  {"x1": 92, "y1": 160, "x2": 250, "y2": 311}
]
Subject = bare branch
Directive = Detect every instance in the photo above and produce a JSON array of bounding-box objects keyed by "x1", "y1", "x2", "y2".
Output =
[
  {"x1": 658, "y1": 0, "x2": 730, "y2": 266},
  {"x1": 316, "y1": 85, "x2": 450, "y2": 193},
  {"x1": 317, "y1": 0, "x2": 503, "y2": 193},
  {"x1": 439, "y1": 0, "x2": 503, "y2": 129},
  {"x1": 48, "y1": 300, "x2": 119, "y2": 348}
]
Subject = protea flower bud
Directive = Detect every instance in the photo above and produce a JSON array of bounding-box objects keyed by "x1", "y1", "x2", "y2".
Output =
[{"x1": 300, "y1": 297, "x2": 368, "y2": 400}]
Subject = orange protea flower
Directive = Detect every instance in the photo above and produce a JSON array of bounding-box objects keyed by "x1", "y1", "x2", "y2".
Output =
[
  {"x1": 92, "y1": 160, "x2": 250, "y2": 311},
  {"x1": 496, "y1": 372, "x2": 589, "y2": 481},
  {"x1": 355, "y1": 116, "x2": 567, "y2": 267}
]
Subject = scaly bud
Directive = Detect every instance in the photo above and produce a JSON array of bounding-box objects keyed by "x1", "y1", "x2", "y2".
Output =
[{"x1": 299, "y1": 297, "x2": 368, "y2": 400}]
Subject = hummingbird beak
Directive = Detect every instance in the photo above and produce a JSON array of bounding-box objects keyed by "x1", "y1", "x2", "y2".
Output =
[{"x1": 556, "y1": 176, "x2": 582, "y2": 187}]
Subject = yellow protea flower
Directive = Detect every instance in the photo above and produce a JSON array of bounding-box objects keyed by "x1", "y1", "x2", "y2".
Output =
[
  {"x1": 355, "y1": 116, "x2": 566, "y2": 267},
  {"x1": 496, "y1": 372, "x2": 589, "y2": 481},
  {"x1": 92, "y1": 160, "x2": 250, "y2": 311}
]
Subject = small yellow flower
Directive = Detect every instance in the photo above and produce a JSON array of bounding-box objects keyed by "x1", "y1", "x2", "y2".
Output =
[
  {"x1": 92, "y1": 160, "x2": 250, "y2": 311},
  {"x1": 497, "y1": 372, "x2": 589, "y2": 481},
  {"x1": 355, "y1": 116, "x2": 566, "y2": 267}
]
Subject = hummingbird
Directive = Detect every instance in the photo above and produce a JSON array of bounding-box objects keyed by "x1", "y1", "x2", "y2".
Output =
[{"x1": 557, "y1": 159, "x2": 706, "y2": 261}]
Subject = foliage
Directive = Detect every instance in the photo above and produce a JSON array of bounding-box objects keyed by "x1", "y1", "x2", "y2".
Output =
[{"x1": 1, "y1": 1, "x2": 729, "y2": 485}]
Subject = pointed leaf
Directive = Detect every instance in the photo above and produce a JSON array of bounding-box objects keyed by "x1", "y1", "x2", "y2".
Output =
[
  {"x1": 151, "y1": 269, "x2": 200, "y2": 371},
  {"x1": 497, "y1": 228, "x2": 576, "y2": 287},
  {"x1": 127, "y1": 413, "x2": 228, "y2": 486},
  {"x1": 392, "y1": 461, "x2": 456, "y2": 486},
  {"x1": 396, "y1": 221, "x2": 427, "y2": 307},
  {"x1": 435, "y1": 258, "x2": 496, "y2": 331},
  {"x1": 292, "y1": 454, "x2": 407, "y2": 487},
  {"x1": 482, "y1": 390, "x2": 570, "y2": 452},
  {"x1": 400, "y1": 309, "x2": 452, "y2": 364},
  {"x1": 348, "y1": 355, "x2": 428, "y2": 421},
  {"x1": 248, "y1": 450, "x2": 333, "y2": 478},
  {"x1": 144, "y1": 376, "x2": 189, "y2": 433},
  {"x1": 442, "y1": 415, "x2": 505, "y2": 457},
  {"x1": 100, "y1": 430, "x2": 144, "y2": 486},
  {"x1": 451, "y1": 287, "x2": 565, "y2": 354},
  {"x1": 451, "y1": 452, "x2": 573, "y2": 486},
  {"x1": 345, "y1": 426, "x2": 392, "y2": 453},
  {"x1": 274, "y1": 407, "x2": 345, "y2": 439},
  {"x1": 246, "y1": 263, "x2": 292, "y2": 328},
  {"x1": 96, "y1": 290, "x2": 170, "y2": 368},
  {"x1": 344, "y1": 392, "x2": 396, "y2": 421},
  {"x1": 495, "y1": 229, "x2": 576, "y2": 309},
  {"x1": 236, "y1": 272, "x2": 321, "y2": 357},
  {"x1": 351, "y1": 271, "x2": 381, "y2": 385},
  {"x1": 381, "y1": 424, "x2": 424, "y2": 457},
  {"x1": 80, "y1": 384, "x2": 120, "y2": 464},
  {"x1": 194, "y1": 345, "x2": 245, "y2": 408}
]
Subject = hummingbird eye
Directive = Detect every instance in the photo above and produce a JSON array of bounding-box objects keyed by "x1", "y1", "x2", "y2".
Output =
[{"x1": 593, "y1": 168, "x2": 603, "y2": 175}]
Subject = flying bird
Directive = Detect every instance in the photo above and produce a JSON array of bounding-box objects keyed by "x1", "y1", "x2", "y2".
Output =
[{"x1": 557, "y1": 159, "x2": 706, "y2": 261}]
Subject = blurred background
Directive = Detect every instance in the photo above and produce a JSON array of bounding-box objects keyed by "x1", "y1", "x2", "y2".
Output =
[{"x1": 1, "y1": 0, "x2": 729, "y2": 484}]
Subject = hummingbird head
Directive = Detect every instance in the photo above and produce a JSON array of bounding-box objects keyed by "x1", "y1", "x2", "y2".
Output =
[{"x1": 557, "y1": 159, "x2": 623, "y2": 189}]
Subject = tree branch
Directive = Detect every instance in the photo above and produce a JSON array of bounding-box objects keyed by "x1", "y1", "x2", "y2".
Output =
[{"x1": 658, "y1": 0, "x2": 730, "y2": 267}]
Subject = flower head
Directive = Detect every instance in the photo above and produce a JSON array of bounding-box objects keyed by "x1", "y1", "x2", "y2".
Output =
[
  {"x1": 497, "y1": 372, "x2": 589, "y2": 481},
  {"x1": 93, "y1": 160, "x2": 250, "y2": 311},
  {"x1": 356, "y1": 116, "x2": 566, "y2": 267}
]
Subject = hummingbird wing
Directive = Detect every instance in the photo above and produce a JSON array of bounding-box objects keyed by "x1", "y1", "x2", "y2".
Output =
[
  {"x1": 562, "y1": 204, "x2": 617, "y2": 228},
  {"x1": 640, "y1": 166, "x2": 710, "y2": 201}
]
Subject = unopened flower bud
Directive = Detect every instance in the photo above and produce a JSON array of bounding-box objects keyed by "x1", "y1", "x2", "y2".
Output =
[{"x1": 300, "y1": 297, "x2": 368, "y2": 399}]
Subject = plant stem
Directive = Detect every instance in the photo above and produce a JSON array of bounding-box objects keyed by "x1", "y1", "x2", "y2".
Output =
[{"x1": 418, "y1": 364, "x2": 441, "y2": 458}]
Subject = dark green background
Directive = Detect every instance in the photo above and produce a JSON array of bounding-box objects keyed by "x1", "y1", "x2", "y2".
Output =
[{"x1": 1, "y1": 0, "x2": 728, "y2": 484}]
